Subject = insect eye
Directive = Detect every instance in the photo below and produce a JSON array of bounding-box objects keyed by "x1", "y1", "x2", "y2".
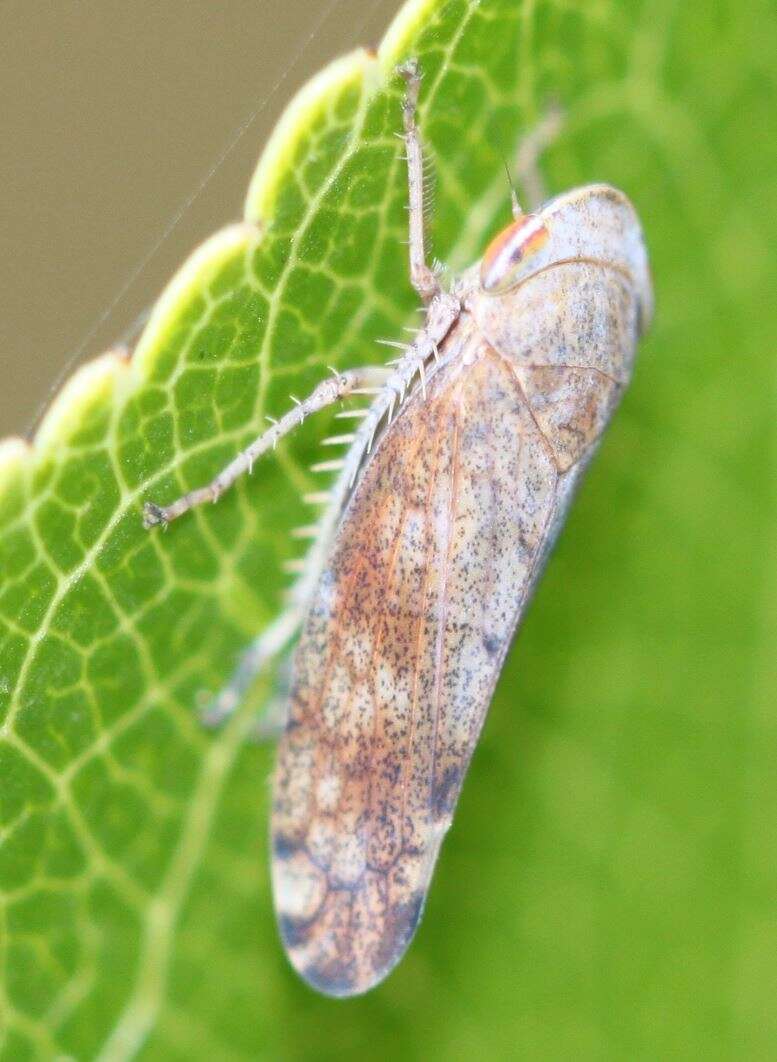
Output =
[{"x1": 480, "y1": 213, "x2": 550, "y2": 294}]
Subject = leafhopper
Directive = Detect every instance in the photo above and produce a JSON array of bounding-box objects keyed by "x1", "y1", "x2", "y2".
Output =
[{"x1": 145, "y1": 60, "x2": 652, "y2": 997}]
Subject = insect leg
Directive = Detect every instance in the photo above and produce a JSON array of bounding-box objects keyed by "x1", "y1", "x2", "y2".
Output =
[
  {"x1": 200, "y1": 600, "x2": 302, "y2": 730},
  {"x1": 240, "y1": 652, "x2": 293, "y2": 741},
  {"x1": 514, "y1": 103, "x2": 564, "y2": 213},
  {"x1": 142, "y1": 365, "x2": 388, "y2": 528},
  {"x1": 396, "y1": 59, "x2": 440, "y2": 304}
]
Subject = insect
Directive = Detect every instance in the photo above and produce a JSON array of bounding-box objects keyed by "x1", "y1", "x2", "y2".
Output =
[{"x1": 144, "y1": 60, "x2": 652, "y2": 997}]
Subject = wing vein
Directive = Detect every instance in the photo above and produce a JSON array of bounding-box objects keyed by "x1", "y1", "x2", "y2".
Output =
[
  {"x1": 429, "y1": 387, "x2": 463, "y2": 819},
  {"x1": 489, "y1": 346, "x2": 559, "y2": 466},
  {"x1": 360, "y1": 425, "x2": 432, "y2": 873},
  {"x1": 398, "y1": 391, "x2": 450, "y2": 852}
]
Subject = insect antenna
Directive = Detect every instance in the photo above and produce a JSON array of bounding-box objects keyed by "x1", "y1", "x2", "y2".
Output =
[{"x1": 498, "y1": 147, "x2": 523, "y2": 218}]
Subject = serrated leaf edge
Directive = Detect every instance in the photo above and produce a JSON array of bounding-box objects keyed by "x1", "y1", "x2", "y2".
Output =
[{"x1": 0, "y1": 0, "x2": 443, "y2": 510}]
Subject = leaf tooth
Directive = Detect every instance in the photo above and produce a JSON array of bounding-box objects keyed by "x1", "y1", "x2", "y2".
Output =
[
  {"x1": 302, "y1": 490, "x2": 331, "y2": 505},
  {"x1": 291, "y1": 525, "x2": 319, "y2": 539},
  {"x1": 282, "y1": 558, "x2": 306, "y2": 574}
]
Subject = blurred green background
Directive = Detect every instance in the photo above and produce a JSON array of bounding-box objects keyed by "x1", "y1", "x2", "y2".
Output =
[{"x1": 1, "y1": 0, "x2": 776, "y2": 1059}]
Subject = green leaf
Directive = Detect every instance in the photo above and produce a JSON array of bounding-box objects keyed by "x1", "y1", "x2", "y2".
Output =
[{"x1": 2, "y1": 0, "x2": 776, "y2": 1057}]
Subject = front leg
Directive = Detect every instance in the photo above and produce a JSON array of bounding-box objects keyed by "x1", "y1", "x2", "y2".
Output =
[{"x1": 397, "y1": 60, "x2": 440, "y2": 304}]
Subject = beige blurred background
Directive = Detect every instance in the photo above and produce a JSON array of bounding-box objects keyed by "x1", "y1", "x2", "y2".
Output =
[{"x1": 0, "y1": 0, "x2": 399, "y2": 438}]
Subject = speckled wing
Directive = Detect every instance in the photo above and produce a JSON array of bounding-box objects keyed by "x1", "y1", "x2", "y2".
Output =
[{"x1": 271, "y1": 337, "x2": 569, "y2": 997}]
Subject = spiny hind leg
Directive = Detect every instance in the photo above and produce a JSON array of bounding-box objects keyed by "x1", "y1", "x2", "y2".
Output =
[
  {"x1": 513, "y1": 103, "x2": 564, "y2": 213},
  {"x1": 195, "y1": 363, "x2": 396, "y2": 732},
  {"x1": 143, "y1": 365, "x2": 388, "y2": 528},
  {"x1": 396, "y1": 59, "x2": 439, "y2": 304}
]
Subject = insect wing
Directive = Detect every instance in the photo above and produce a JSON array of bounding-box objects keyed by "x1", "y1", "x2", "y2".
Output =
[{"x1": 271, "y1": 341, "x2": 563, "y2": 996}]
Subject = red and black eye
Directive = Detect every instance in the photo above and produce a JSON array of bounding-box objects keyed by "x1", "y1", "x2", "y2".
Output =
[{"x1": 479, "y1": 213, "x2": 550, "y2": 293}]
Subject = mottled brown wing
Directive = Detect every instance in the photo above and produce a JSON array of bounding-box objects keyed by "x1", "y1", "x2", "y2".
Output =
[{"x1": 271, "y1": 340, "x2": 562, "y2": 996}]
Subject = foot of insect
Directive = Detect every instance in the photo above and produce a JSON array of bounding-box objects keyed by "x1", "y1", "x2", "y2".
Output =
[
  {"x1": 200, "y1": 680, "x2": 289, "y2": 743},
  {"x1": 197, "y1": 604, "x2": 302, "y2": 735}
]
